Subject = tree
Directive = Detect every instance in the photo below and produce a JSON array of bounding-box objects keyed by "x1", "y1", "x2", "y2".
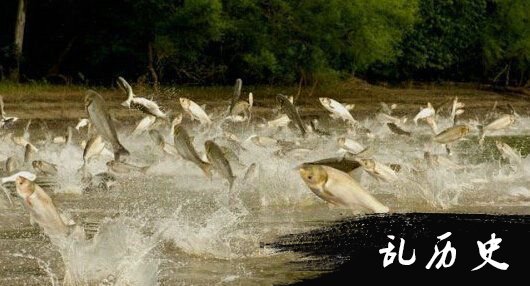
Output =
[
  {"x1": 397, "y1": 0, "x2": 488, "y2": 80},
  {"x1": 9, "y1": 0, "x2": 27, "y2": 81},
  {"x1": 483, "y1": 0, "x2": 530, "y2": 86}
]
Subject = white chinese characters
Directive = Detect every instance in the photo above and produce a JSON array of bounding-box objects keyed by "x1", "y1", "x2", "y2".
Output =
[
  {"x1": 472, "y1": 233, "x2": 509, "y2": 271},
  {"x1": 379, "y1": 232, "x2": 509, "y2": 270},
  {"x1": 378, "y1": 235, "x2": 416, "y2": 267}
]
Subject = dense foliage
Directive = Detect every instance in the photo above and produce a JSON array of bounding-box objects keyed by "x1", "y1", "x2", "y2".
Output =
[{"x1": 0, "y1": 0, "x2": 528, "y2": 86}]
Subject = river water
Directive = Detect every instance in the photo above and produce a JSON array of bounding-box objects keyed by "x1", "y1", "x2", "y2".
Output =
[{"x1": 0, "y1": 101, "x2": 529, "y2": 285}]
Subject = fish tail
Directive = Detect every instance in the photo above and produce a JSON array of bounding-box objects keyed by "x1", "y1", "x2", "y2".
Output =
[{"x1": 114, "y1": 145, "x2": 130, "y2": 161}]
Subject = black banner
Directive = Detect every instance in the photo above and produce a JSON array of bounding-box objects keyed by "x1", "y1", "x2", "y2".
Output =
[{"x1": 269, "y1": 213, "x2": 530, "y2": 283}]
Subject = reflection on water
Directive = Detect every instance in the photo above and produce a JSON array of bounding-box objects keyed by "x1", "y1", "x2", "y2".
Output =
[{"x1": 0, "y1": 111, "x2": 529, "y2": 285}]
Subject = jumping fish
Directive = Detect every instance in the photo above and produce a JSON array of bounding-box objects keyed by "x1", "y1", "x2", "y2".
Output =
[
  {"x1": 424, "y1": 152, "x2": 465, "y2": 170},
  {"x1": 425, "y1": 116, "x2": 438, "y2": 134},
  {"x1": 376, "y1": 113, "x2": 406, "y2": 125},
  {"x1": 0, "y1": 95, "x2": 18, "y2": 128},
  {"x1": 337, "y1": 137, "x2": 364, "y2": 154},
  {"x1": 479, "y1": 114, "x2": 515, "y2": 141},
  {"x1": 319, "y1": 97, "x2": 356, "y2": 124},
  {"x1": 75, "y1": 118, "x2": 90, "y2": 131},
  {"x1": 32, "y1": 160, "x2": 58, "y2": 176},
  {"x1": 24, "y1": 143, "x2": 35, "y2": 164},
  {"x1": 413, "y1": 102, "x2": 435, "y2": 125},
  {"x1": 495, "y1": 140, "x2": 522, "y2": 165},
  {"x1": 148, "y1": 130, "x2": 179, "y2": 157},
  {"x1": 5, "y1": 157, "x2": 20, "y2": 174},
  {"x1": 299, "y1": 164, "x2": 389, "y2": 213},
  {"x1": 355, "y1": 158, "x2": 399, "y2": 182},
  {"x1": 179, "y1": 97, "x2": 212, "y2": 125},
  {"x1": 267, "y1": 114, "x2": 291, "y2": 128},
  {"x1": 131, "y1": 115, "x2": 157, "y2": 136},
  {"x1": 12, "y1": 135, "x2": 38, "y2": 152},
  {"x1": 450, "y1": 97, "x2": 465, "y2": 125},
  {"x1": 85, "y1": 90, "x2": 129, "y2": 160},
  {"x1": 106, "y1": 160, "x2": 150, "y2": 174},
  {"x1": 249, "y1": 135, "x2": 278, "y2": 147},
  {"x1": 205, "y1": 140, "x2": 236, "y2": 189},
  {"x1": 276, "y1": 94, "x2": 306, "y2": 136},
  {"x1": 433, "y1": 125, "x2": 469, "y2": 144},
  {"x1": 229, "y1": 78, "x2": 243, "y2": 114},
  {"x1": 117, "y1": 77, "x2": 168, "y2": 119},
  {"x1": 3, "y1": 172, "x2": 68, "y2": 237},
  {"x1": 387, "y1": 123, "x2": 411, "y2": 136},
  {"x1": 83, "y1": 135, "x2": 106, "y2": 164},
  {"x1": 173, "y1": 125, "x2": 211, "y2": 177}
]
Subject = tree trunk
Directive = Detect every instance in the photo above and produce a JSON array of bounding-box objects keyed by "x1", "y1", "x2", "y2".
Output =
[
  {"x1": 9, "y1": 0, "x2": 27, "y2": 82},
  {"x1": 147, "y1": 41, "x2": 159, "y2": 92}
]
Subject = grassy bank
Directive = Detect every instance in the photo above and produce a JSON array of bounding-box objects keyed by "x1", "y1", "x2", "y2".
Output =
[{"x1": 0, "y1": 80, "x2": 528, "y2": 121}]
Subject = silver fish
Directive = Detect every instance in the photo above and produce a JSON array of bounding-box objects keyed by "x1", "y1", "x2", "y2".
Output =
[
  {"x1": 173, "y1": 125, "x2": 211, "y2": 177},
  {"x1": 229, "y1": 78, "x2": 243, "y2": 114},
  {"x1": 276, "y1": 94, "x2": 306, "y2": 136},
  {"x1": 83, "y1": 135, "x2": 106, "y2": 164},
  {"x1": 149, "y1": 130, "x2": 179, "y2": 157},
  {"x1": 84, "y1": 172, "x2": 117, "y2": 193},
  {"x1": 131, "y1": 115, "x2": 156, "y2": 136},
  {"x1": 299, "y1": 164, "x2": 389, "y2": 213},
  {"x1": 85, "y1": 90, "x2": 129, "y2": 160},
  {"x1": 117, "y1": 77, "x2": 168, "y2": 119},
  {"x1": 0, "y1": 95, "x2": 18, "y2": 128},
  {"x1": 433, "y1": 125, "x2": 469, "y2": 144},
  {"x1": 495, "y1": 140, "x2": 521, "y2": 165},
  {"x1": 387, "y1": 123, "x2": 411, "y2": 136},
  {"x1": 337, "y1": 137, "x2": 364, "y2": 154},
  {"x1": 230, "y1": 100, "x2": 250, "y2": 117},
  {"x1": 5, "y1": 157, "x2": 20, "y2": 174},
  {"x1": 413, "y1": 102, "x2": 435, "y2": 125},
  {"x1": 356, "y1": 158, "x2": 399, "y2": 182},
  {"x1": 24, "y1": 143, "x2": 35, "y2": 163},
  {"x1": 205, "y1": 140, "x2": 235, "y2": 189},
  {"x1": 481, "y1": 114, "x2": 515, "y2": 135},
  {"x1": 250, "y1": 135, "x2": 278, "y2": 147},
  {"x1": 106, "y1": 160, "x2": 149, "y2": 174},
  {"x1": 32, "y1": 160, "x2": 58, "y2": 176},
  {"x1": 13, "y1": 174, "x2": 68, "y2": 236},
  {"x1": 267, "y1": 114, "x2": 291, "y2": 128}
]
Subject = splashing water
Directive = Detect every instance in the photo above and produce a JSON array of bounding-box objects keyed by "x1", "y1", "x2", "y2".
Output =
[{"x1": 0, "y1": 109, "x2": 529, "y2": 285}]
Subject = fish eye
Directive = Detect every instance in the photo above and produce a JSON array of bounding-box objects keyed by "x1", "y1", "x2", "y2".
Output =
[{"x1": 307, "y1": 176, "x2": 312, "y2": 180}]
